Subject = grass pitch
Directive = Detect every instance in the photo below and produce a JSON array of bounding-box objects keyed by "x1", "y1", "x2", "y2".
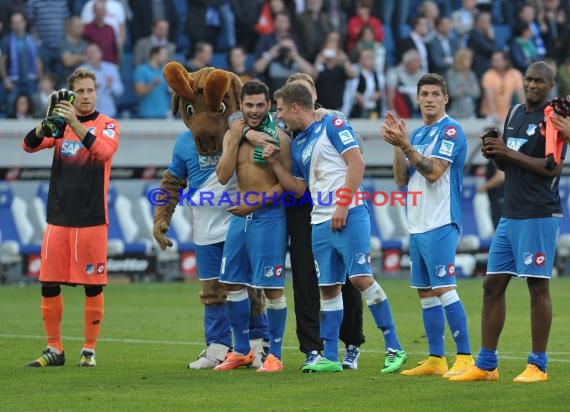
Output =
[{"x1": 1, "y1": 277, "x2": 569, "y2": 411}]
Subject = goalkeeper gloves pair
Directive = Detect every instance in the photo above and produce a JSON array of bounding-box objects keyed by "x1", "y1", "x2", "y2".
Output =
[{"x1": 42, "y1": 89, "x2": 76, "y2": 138}]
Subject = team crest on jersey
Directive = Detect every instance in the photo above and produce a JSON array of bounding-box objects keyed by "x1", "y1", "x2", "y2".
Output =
[
  {"x1": 444, "y1": 126, "x2": 457, "y2": 138},
  {"x1": 439, "y1": 140, "x2": 454, "y2": 156},
  {"x1": 523, "y1": 252, "x2": 533, "y2": 265},
  {"x1": 85, "y1": 264, "x2": 94, "y2": 275},
  {"x1": 339, "y1": 130, "x2": 355, "y2": 145},
  {"x1": 199, "y1": 154, "x2": 221, "y2": 169},
  {"x1": 61, "y1": 140, "x2": 83, "y2": 157},
  {"x1": 534, "y1": 253, "x2": 546, "y2": 266},
  {"x1": 507, "y1": 138, "x2": 528, "y2": 151},
  {"x1": 355, "y1": 252, "x2": 371, "y2": 265},
  {"x1": 332, "y1": 117, "x2": 345, "y2": 128},
  {"x1": 263, "y1": 266, "x2": 274, "y2": 278},
  {"x1": 435, "y1": 265, "x2": 447, "y2": 277},
  {"x1": 526, "y1": 124, "x2": 538, "y2": 136}
]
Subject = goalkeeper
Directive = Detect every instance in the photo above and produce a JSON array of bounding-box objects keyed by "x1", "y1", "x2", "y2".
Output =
[{"x1": 22, "y1": 68, "x2": 120, "y2": 368}]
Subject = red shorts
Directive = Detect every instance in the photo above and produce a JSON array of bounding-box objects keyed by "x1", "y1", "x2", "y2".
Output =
[{"x1": 39, "y1": 224, "x2": 108, "y2": 285}]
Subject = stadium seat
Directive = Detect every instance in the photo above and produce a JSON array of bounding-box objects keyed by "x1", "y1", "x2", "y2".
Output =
[
  {"x1": 493, "y1": 24, "x2": 512, "y2": 51},
  {"x1": 458, "y1": 182, "x2": 493, "y2": 252},
  {"x1": 33, "y1": 181, "x2": 50, "y2": 232},
  {"x1": 211, "y1": 52, "x2": 229, "y2": 70},
  {"x1": 107, "y1": 185, "x2": 153, "y2": 255}
]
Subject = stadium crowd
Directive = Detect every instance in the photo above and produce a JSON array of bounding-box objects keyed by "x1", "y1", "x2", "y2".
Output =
[{"x1": 2, "y1": 0, "x2": 570, "y2": 121}]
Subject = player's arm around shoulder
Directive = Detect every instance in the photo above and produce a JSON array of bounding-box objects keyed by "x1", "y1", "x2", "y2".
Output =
[
  {"x1": 277, "y1": 128, "x2": 292, "y2": 172},
  {"x1": 216, "y1": 126, "x2": 242, "y2": 185}
]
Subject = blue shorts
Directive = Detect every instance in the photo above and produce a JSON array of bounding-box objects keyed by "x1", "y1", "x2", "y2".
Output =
[
  {"x1": 410, "y1": 224, "x2": 460, "y2": 289},
  {"x1": 312, "y1": 205, "x2": 373, "y2": 286},
  {"x1": 487, "y1": 217, "x2": 561, "y2": 278},
  {"x1": 195, "y1": 242, "x2": 224, "y2": 281},
  {"x1": 220, "y1": 205, "x2": 286, "y2": 288}
]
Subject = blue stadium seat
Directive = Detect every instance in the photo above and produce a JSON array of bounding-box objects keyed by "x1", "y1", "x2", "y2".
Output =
[
  {"x1": 493, "y1": 24, "x2": 512, "y2": 51},
  {"x1": 117, "y1": 52, "x2": 139, "y2": 118},
  {"x1": 458, "y1": 182, "x2": 493, "y2": 252},
  {"x1": 211, "y1": 52, "x2": 229, "y2": 70}
]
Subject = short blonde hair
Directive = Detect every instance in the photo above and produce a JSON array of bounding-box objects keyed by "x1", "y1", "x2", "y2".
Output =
[{"x1": 68, "y1": 68, "x2": 97, "y2": 91}]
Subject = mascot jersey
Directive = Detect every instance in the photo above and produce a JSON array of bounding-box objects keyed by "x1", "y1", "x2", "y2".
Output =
[
  {"x1": 291, "y1": 114, "x2": 364, "y2": 225},
  {"x1": 168, "y1": 130, "x2": 237, "y2": 245},
  {"x1": 407, "y1": 115, "x2": 466, "y2": 234}
]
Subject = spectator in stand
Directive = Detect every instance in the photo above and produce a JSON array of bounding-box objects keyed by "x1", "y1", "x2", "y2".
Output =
[
  {"x1": 9, "y1": 92, "x2": 34, "y2": 119},
  {"x1": 451, "y1": 0, "x2": 477, "y2": 48},
  {"x1": 32, "y1": 73, "x2": 56, "y2": 118},
  {"x1": 445, "y1": 48, "x2": 480, "y2": 119},
  {"x1": 397, "y1": 17, "x2": 429, "y2": 72},
  {"x1": 350, "y1": 24, "x2": 386, "y2": 75},
  {"x1": 557, "y1": 56, "x2": 570, "y2": 98},
  {"x1": 60, "y1": 16, "x2": 88, "y2": 88},
  {"x1": 296, "y1": 0, "x2": 333, "y2": 62},
  {"x1": 517, "y1": 3, "x2": 546, "y2": 58},
  {"x1": 133, "y1": 46, "x2": 170, "y2": 119},
  {"x1": 541, "y1": 0, "x2": 567, "y2": 63},
  {"x1": 133, "y1": 18, "x2": 176, "y2": 67},
  {"x1": 0, "y1": 0, "x2": 27, "y2": 36},
  {"x1": 81, "y1": 0, "x2": 126, "y2": 49},
  {"x1": 480, "y1": 51, "x2": 524, "y2": 125},
  {"x1": 427, "y1": 16, "x2": 457, "y2": 76},
  {"x1": 186, "y1": 41, "x2": 213, "y2": 72},
  {"x1": 0, "y1": 12, "x2": 43, "y2": 112},
  {"x1": 185, "y1": 0, "x2": 236, "y2": 52},
  {"x1": 227, "y1": 44, "x2": 256, "y2": 84},
  {"x1": 313, "y1": 31, "x2": 355, "y2": 112},
  {"x1": 346, "y1": 47, "x2": 383, "y2": 119},
  {"x1": 83, "y1": 0, "x2": 119, "y2": 65},
  {"x1": 466, "y1": 10, "x2": 498, "y2": 81},
  {"x1": 230, "y1": 0, "x2": 265, "y2": 53},
  {"x1": 253, "y1": 12, "x2": 315, "y2": 95},
  {"x1": 374, "y1": 0, "x2": 409, "y2": 42},
  {"x1": 253, "y1": 0, "x2": 291, "y2": 38},
  {"x1": 510, "y1": 21, "x2": 540, "y2": 73},
  {"x1": 26, "y1": 0, "x2": 70, "y2": 81},
  {"x1": 386, "y1": 49, "x2": 426, "y2": 119},
  {"x1": 81, "y1": 42, "x2": 123, "y2": 118},
  {"x1": 346, "y1": 0, "x2": 384, "y2": 54},
  {"x1": 129, "y1": 0, "x2": 178, "y2": 47},
  {"x1": 418, "y1": 0, "x2": 440, "y2": 44}
]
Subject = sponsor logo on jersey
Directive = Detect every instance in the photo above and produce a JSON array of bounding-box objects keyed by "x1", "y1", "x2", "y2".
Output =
[
  {"x1": 301, "y1": 142, "x2": 314, "y2": 164},
  {"x1": 199, "y1": 154, "x2": 221, "y2": 169},
  {"x1": 96, "y1": 263, "x2": 105, "y2": 274},
  {"x1": 60, "y1": 140, "x2": 83, "y2": 157},
  {"x1": 534, "y1": 253, "x2": 546, "y2": 266},
  {"x1": 447, "y1": 264, "x2": 455, "y2": 276},
  {"x1": 507, "y1": 138, "x2": 528, "y2": 151},
  {"x1": 338, "y1": 129, "x2": 355, "y2": 145},
  {"x1": 332, "y1": 117, "x2": 345, "y2": 128},
  {"x1": 439, "y1": 140, "x2": 454, "y2": 156},
  {"x1": 103, "y1": 123, "x2": 116, "y2": 138},
  {"x1": 275, "y1": 265, "x2": 283, "y2": 277},
  {"x1": 444, "y1": 126, "x2": 457, "y2": 138}
]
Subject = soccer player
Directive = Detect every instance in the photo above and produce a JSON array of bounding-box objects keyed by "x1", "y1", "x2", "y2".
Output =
[
  {"x1": 265, "y1": 82, "x2": 406, "y2": 373},
  {"x1": 242, "y1": 72, "x2": 367, "y2": 370},
  {"x1": 214, "y1": 80, "x2": 291, "y2": 372},
  {"x1": 381, "y1": 73, "x2": 473, "y2": 377},
  {"x1": 23, "y1": 68, "x2": 120, "y2": 367},
  {"x1": 451, "y1": 61, "x2": 563, "y2": 383}
]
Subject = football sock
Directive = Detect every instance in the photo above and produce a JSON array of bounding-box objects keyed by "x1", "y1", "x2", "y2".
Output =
[
  {"x1": 84, "y1": 293, "x2": 104, "y2": 352},
  {"x1": 440, "y1": 290, "x2": 471, "y2": 354},
  {"x1": 364, "y1": 282, "x2": 402, "y2": 351},
  {"x1": 226, "y1": 289, "x2": 251, "y2": 355},
  {"x1": 528, "y1": 351, "x2": 547, "y2": 372},
  {"x1": 41, "y1": 295, "x2": 64, "y2": 354},
  {"x1": 204, "y1": 304, "x2": 232, "y2": 348},
  {"x1": 321, "y1": 294, "x2": 343, "y2": 362},
  {"x1": 249, "y1": 312, "x2": 269, "y2": 341},
  {"x1": 476, "y1": 347, "x2": 498, "y2": 370},
  {"x1": 266, "y1": 296, "x2": 287, "y2": 359},
  {"x1": 421, "y1": 297, "x2": 445, "y2": 357}
]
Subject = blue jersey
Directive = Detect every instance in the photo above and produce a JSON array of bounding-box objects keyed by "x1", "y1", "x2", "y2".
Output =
[
  {"x1": 168, "y1": 130, "x2": 236, "y2": 245},
  {"x1": 407, "y1": 115, "x2": 466, "y2": 234},
  {"x1": 291, "y1": 114, "x2": 363, "y2": 224}
]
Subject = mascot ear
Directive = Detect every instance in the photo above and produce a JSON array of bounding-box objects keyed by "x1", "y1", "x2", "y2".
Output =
[
  {"x1": 204, "y1": 70, "x2": 231, "y2": 112},
  {"x1": 163, "y1": 61, "x2": 194, "y2": 101}
]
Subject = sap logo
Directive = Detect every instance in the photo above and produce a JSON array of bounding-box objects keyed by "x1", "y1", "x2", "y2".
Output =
[
  {"x1": 61, "y1": 140, "x2": 83, "y2": 157},
  {"x1": 507, "y1": 138, "x2": 528, "y2": 151},
  {"x1": 301, "y1": 142, "x2": 315, "y2": 164},
  {"x1": 199, "y1": 154, "x2": 221, "y2": 169}
]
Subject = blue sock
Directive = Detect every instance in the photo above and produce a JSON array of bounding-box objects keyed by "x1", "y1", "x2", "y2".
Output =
[
  {"x1": 421, "y1": 298, "x2": 445, "y2": 357},
  {"x1": 249, "y1": 312, "x2": 269, "y2": 341},
  {"x1": 266, "y1": 306, "x2": 287, "y2": 359},
  {"x1": 442, "y1": 298, "x2": 471, "y2": 354},
  {"x1": 528, "y1": 352, "x2": 548, "y2": 372},
  {"x1": 204, "y1": 304, "x2": 232, "y2": 348},
  {"x1": 475, "y1": 347, "x2": 498, "y2": 370},
  {"x1": 321, "y1": 309, "x2": 343, "y2": 362},
  {"x1": 226, "y1": 290, "x2": 251, "y2": 355},
  {"x1": 368, "y1": 300, "x2": 402, "y2": 351}
]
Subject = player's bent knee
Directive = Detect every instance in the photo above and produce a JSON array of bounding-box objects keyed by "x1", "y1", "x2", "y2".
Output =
[
  {"x1": 84, "y1": 285, "x2": 104, "y2": 297},
  {"x1": 200, "y1": 279, "x2": 227, "y2": 305}
]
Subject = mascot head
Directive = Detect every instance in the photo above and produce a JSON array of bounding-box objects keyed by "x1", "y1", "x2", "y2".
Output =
[{"x1": 163, "y1": 62, "x2": 242, "y2": 155}]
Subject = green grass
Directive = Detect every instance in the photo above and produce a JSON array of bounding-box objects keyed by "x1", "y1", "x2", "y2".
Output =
[{"x1": 1, "y1": 277, "x2": 569, "y2": 411}]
